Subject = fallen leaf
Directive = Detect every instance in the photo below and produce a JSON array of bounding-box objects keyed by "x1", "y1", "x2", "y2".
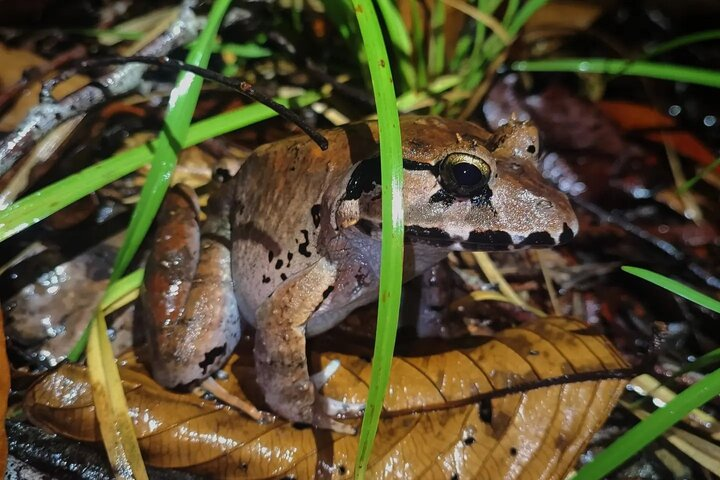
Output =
[
  {"x1": 25, "y1": 317, "x2": 627, "y2": 479},
  {"x1": 0, "y1": 308, "x2": 9, "y2": 473},
  {"x1": 0, "y1": 44, "x2": 88, "y2": 131},
  {"x1": 598, "y1": 100, "x2": 716, "y2": 168}
]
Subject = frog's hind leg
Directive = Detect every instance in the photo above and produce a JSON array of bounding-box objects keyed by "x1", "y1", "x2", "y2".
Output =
[
  {"x1": 142, "y1": 184, "x2": 242, "y2": 390},
  {"x1": 254, "y1": 257, "x2": 357, "y2": 434}
]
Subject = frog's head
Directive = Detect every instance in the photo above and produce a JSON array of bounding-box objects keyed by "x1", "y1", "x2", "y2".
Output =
[{"x1": 335, "y1": 116, "x2": 578, "y2": 251}]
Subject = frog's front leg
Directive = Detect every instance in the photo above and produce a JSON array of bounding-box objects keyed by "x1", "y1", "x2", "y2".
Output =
[
  {"x1": 254, "y1": 257, "x2": 358, "y2": 434},
  {"x1": 411, "y1": 262, "x2": 469, "y2": 339}
]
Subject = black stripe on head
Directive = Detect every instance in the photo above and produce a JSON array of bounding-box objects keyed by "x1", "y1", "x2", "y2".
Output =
[
  {"x1": 559, "y1": 222, "x2": 575, "y2": 244},
  {"x1": 345, "y1": 157, "x2": 381, "y2": 200},
  {"x1": 462, "y1": 230, "x2": 513, "y2": 250},
  {"x1": 345, "y1": 157, "x2": 439, "y2": 201},
  {"x1": 405, "y1": 225, "x2": 455, "y2": 247},
  {"x1": 519, "y1": 231, "x2": 555, "y2": 246}
]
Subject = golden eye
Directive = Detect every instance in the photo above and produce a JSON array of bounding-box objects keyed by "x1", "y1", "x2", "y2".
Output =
[{"x1": 439, "y1": 153, "x2": 491, "y2": 197}]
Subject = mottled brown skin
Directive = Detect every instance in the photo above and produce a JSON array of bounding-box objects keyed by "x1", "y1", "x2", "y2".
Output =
[{"x1": 143, "y1": 116, "x2": 578, "y2": 432}]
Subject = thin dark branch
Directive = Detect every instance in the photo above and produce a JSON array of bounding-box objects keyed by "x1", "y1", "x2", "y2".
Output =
[
  {"x1": 0, "y1": 0, "x2": 202, "y2": 181},
  {"x1": 46, "y1": 55, "x2": 329, "y2": 150},
  {"x1": 573, "y1": 196, "x2": 720, "y2": 289}
]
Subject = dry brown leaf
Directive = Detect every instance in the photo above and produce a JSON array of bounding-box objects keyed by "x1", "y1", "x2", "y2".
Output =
[
  {"x1": 0, "y1": 308, "x2": 9, "y2": 473},
  {"x1": 0, "y1": 45, "x2": 88, "y2": 131},
  {"x1": 25, "y1": 317, "x2": 627, "y2": 479}
]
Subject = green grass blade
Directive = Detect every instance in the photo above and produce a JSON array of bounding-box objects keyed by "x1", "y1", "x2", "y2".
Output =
[
  {"x1": 67, "y1": 269, "x2": 145, "y2": 362},
  {"x1": 376, "y1": 0, "x2": 416, "y2": 91},
  {"x1": 678, "y1": 155, "x2": 720, "y2": 193},
  {"x1": 502, "y1": 0, "x2": 520, "y2": 26},
  {"x1": 511, "y1": 58, "x2": 720, "y2": 89},
  {"x1": 622, "y1": 266, "x2": 720, "y2": 313},
  {"x1": 677, "y1": 347, "x2": 720, "y2": 375},
  {"x1": 0, "y1": 92, "x2": 320, "y2": 244},
  {"x1": 645, "y1": 29, "x2": 720, "y2": 58},
  {"x1": 408, "y1": 0, "x2": 427, "y2": 89},
  {"x1": 482, "y1": 0, "x2": 548, "y2": 60},
  {"x1": 350, "y1": 0, "x2": 403, "y2": 478},
  {"x1": 573, "y1": 366, "x2": 720, "y2": 479},
  {"x1": 110, "y1": 0, "x2": 231, "y2": 281},
  {"x1": 427, "y1": 2, "x2": 446, "y2": 77},
  {"x1": 574, "y1": 266, "x2": 720, "y2": 479},
  {"x1": 462, "y1": 0, "x2": 503, "y2": 89}
]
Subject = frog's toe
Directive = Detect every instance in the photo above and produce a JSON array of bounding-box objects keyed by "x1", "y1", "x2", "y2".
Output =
[
  {"x1": 312, "y1": 413, "x2": 357, "y2": 435},
  {"x1": 201, "y1": 377, "x2": 275, "y2": 423},
  {"x1": 316, "y1": 394, "x2": 365, "y2": 417},
  {"x1": 310, "y1": 359, "x2": 341, "y2": 389}
]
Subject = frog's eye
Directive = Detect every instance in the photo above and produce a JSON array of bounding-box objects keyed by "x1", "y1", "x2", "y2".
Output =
[{"x1": 439, "y1": 153, "x2": 491, "y2": 197}]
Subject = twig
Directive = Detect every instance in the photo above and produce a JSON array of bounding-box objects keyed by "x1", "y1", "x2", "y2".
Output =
[
  {"x1": 44, "y1": 55, "x2": 329, "y2": 150},
  {"x1": 0, "y1": 0, "x2": 203, "y2": 179}
]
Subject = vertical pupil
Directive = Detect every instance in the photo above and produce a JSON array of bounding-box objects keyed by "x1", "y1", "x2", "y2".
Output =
[{"x1": 452, "y1": 162, "x2": 483, "y2": 186}]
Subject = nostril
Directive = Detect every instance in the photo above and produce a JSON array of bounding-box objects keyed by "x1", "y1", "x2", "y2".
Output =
[{"x1": 536, "y1": 199, "x2": 553, "y2": 209}]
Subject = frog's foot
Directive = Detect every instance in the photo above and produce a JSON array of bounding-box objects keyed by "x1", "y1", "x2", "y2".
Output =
[
  {"x1": 309, "y1": 359, "x2": 364, "y2": 434},
  {"x1": 201, "y1": 377, "x2": 275, "y2": 424}
]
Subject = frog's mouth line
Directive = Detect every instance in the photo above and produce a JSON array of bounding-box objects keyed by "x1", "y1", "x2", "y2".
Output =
[{"x1": 356, "y1": 220, "x2": 575, "y2": 251}]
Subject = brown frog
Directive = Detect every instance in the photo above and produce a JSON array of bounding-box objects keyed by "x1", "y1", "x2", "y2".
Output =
[{"x1": 141, "y1": 116, "x2": 578, "y2": 433}]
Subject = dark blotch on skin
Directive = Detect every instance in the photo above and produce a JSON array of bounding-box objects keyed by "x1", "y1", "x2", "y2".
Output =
[
  {"x1": 559, "y1": 222, "x2": 574, "y2": 244},
  {"x1": 322, "y1": 286, "x2": 334, "y2": 299},
  {"x1": 275, "y1": 259, "x2": 283, "y2": 269},
  {"x1": 345, "y1": 157, "x2": 381, "y2": 200},
  {"x1": 463, "y1": 230, "x2": 512, "y2": 250},
  {"x1": 479, "y1": 398, "x2": 493, "y2": 423},
  {"x1": 280, "y1": 273, "x2": 287, "y2": 281},
  {"x1": 402, "y1": 159, "x2": 437, "y2": 172},
  {"x1": 356, "y1": 219, "x2": 375, "y2": 235},
  {"x1": 469, "y1": 186, "x2": 493, "y2": 208},
  {"x1": 519, "y1": 231, "x2": 555, "y2": 246},
  {"x1": 311, "y1": 204, "x2": 322, "y2": 228},
  {"x1": 429, "y1": 189, "x2": 455, "y2": 206},
  {"x1": 268, "y1": 250, "x2": 274, "y2": 262},
  {"x1": 287, "y1": 252, "x2": 293, "y2": 261},
  {"x1": 262, "y1": 275, "x2": 271, "y2": 284},
  {"x1": 298, "y1": 229, "x2": 311, "y2": 257},
  {"x1": 198, "y1": 344, "x2": 226, "y2": 374},
  {"x1": 405, "y1": 225, "x2": 454, "y2": 247}
]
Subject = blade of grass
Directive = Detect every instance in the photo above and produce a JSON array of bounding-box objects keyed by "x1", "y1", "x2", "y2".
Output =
[
  {"x1": 111, "y1": 0, "x2": 231, "y2": 281},
  {"x1": 86, "y1": 309, "x2": 148, "y2": 479},
  {"x1": 502, "y1": 0, "x2": 520, "y2": 26},
  {"x1": 511, "y1": 58, "x2": 720, "y2": 89},
  {"x1": 573, "y1": 366, "x2": 720, "y2": 479},
  {"x1": 427, "y1": 2, "x2": 446, "y2": 78},
  {"x1": 408, "y1": 0, "x2": 427, "y2": 89},
  {"x1": 68, "y1": 268, "x2": 145, "y2": 362},
  {"x1": 0, "y1": 91, "x2": 321, "y2": 244},
  {"x1": 678, "y1": 155, "x2": 720, "y2": 193},
  {"x1": 622, "y1": 266, "x2": 720, "y2": 313},
  {"x1": 575, "y1": 267, "x2": 720, "y2": 479},
  {"x1": 482, "y1": 0, "x2": 548, "y2": 60},
  {"x1": 350, "y1": 0, "x2": 403, "y2": 478},
  {"x1": 83, "y1": 3, "x2": 231, "y2": 477},
  {"x1": 376, "y1": 0, "x2": 415, "y2": 91},
  {"x1": 645, "y1": 29, "x2": 720, "y2": 59}
]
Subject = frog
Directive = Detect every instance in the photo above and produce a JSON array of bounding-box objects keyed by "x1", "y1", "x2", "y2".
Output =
[{"x1": 140, "y1": 115, "x2": 578, "y2": 434}]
